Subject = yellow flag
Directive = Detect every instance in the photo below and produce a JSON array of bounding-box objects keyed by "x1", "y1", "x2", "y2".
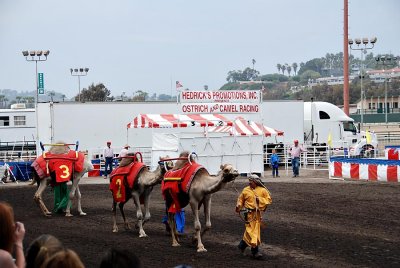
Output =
[
  {"x1": 327, "y1": 131, "x2": 332, "y2": 147},
  {"x1": 366, "y1": 130, "x2": 371, "y2": 144}
]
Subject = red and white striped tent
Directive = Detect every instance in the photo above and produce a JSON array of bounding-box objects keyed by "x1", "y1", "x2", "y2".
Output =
[
  {"x1": 208, "y1": 116, "x2": 284, "y2": 137},
  {"x1": 127, "y1": 114, "x2": 233, "y2": 128}
]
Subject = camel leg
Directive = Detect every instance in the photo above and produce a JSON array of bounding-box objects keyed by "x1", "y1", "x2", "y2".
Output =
[
  {"x1": 168, "y1": 212, "x2": 180, "y2": 247},
  {"x1": 190, "y1": 201, "x2": 206, "y2": 252},
  {"x1": 142, "y1": 188, "x2": 152, "y2": 225},
  {"x1": 119, "y1": 201, "x2": 131, "y2": 230},
  {"x1": 132, "y1": 194, "x2": 147, "y2": 238},
  {"x1": 75, "y1": 185, "x2": 86, "y2": 216},
  {"x1": 201, "y1": 195, "x2": 212, "y2": 236},
  {"x1": 33, "y1": 179, "x2": 52, "y2": 216},
  {"x1": 112, "y1": 200, "x2": 119, "y2": 233},
  {"x1": 65, "y1": 177, "x2": 79, "y2": 217}
]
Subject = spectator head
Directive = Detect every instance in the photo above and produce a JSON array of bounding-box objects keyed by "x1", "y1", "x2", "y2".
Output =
[
  {"x1": 124, "y1": 144, "x2": 130, "y2": 149},
  {"x1": 107, "y1": 141, "x2": 111, "y2": 145},
  {"x1": 99, "y1": 248, "x2": 141, "y2": 268},
  {"x1": 294, "y1": 139, "x2": 299, "y2": 145},
  {"x1": 26, "y1": 234, "x2": 64, "y2": 268},
  {"x1": 41, "y1": 249, "x2": 84, "y2": 268},
  {"x1": 0, "y1": 202, "x2": 15, "y2": 253}
]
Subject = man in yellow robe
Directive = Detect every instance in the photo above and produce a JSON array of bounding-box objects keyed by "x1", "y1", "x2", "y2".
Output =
[{"x1": 236, "y1": 174, "x2": 272, "y2": 258}]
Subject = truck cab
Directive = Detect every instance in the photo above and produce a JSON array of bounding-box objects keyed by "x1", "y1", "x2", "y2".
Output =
[{"x1": 304, "y1": 101, "x2": 377, "y2": 157}]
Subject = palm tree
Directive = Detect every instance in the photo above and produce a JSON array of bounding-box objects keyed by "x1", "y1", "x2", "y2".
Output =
[
  {"x1": 16, "y1": 96, "x2": 22, "y2": 103},
  {"x1": 292, "y1": 63, "x2": 298, "y2": 76},
  {"x1": 281, "y1": 64, "x2": 286, "y2": 76},
  {"x1": 286, "y1": 64, "x2": 292, "y2": 77},
  {"x1": 276, "y1": 64, "x2": 282, "y2": 74}
]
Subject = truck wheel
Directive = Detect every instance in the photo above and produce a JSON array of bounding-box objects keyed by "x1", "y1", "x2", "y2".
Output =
[{"x1": 361, "y1": 145, "x2": 374, "y2": 158}]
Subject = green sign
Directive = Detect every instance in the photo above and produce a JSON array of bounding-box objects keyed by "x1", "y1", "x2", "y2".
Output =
[{"x1": 38, "y1": 73, "x2": 44, "y2": 94}]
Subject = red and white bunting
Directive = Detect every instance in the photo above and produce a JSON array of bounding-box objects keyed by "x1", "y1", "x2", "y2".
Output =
[
  {"x1": 208, "y1": 116, "x2": 284, "y2": 137},
  {"x1": 127, "y1": 114, "x2": 233, "y2": 128}
]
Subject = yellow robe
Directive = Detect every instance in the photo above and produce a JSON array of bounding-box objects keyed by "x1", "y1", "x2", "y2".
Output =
[{"x1": 236, "y1": 185, "x2": 272, "y2": 248}]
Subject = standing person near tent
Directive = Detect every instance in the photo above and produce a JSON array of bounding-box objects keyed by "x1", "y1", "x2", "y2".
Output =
[
  {"x1": 103, "y1": 141, "x2": 114, "y2": 179},
  {"x1": 270, "y1": 149, "x2": 280, "y2": 178},
  {"x1": 118, "y1": 144, "x2": 130, "y2": 161},
  {"x1": 236, "y1": 174, "x2": 272, "y2": 259},
  {"x1": 289, "y1": 139, "x2": 306, "y2": 178}
]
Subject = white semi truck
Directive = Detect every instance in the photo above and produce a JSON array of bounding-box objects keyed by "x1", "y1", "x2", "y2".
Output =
[{"x1": 304, "y1": 101, "x2": 378, "y2": 157}]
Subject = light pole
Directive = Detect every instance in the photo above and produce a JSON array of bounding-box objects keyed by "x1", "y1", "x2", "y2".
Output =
[
  {"x1": 22, "y1": 50, "x2": 50, "y2": 147},
  {"x1": 375, "y1": 55, "x2": 398, "y2": 124},
  {"x1": 348, "y1": 37, "x2": 377, "y2": 130},
  {"x1": 22, "y1": 50, "x2": 50, "y2": 103},
  {"x1": 70, "y1": 68, "x2": 89, "y2": 102}
]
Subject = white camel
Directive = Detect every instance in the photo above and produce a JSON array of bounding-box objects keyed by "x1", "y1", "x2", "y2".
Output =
[
  {"x1": 111, "y1": 154, "x2": 172, "y2": 238},
  {"x1": 31, "y1": 144, "x2": 94, "y2": 217},
  {"x1": 163, "y1": 151, "x2": 239, "y2": 252}
]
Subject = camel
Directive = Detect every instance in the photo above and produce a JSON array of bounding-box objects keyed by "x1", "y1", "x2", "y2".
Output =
[
  {"x1": 31, "y1": 144, "x2": 94, "y2": 217},
  {"x1": 162, "y1": 151, "x2": 239, "y2": 252},
  {"x1": 111, "y1": 153, "x2": 172, "y2": 238}
]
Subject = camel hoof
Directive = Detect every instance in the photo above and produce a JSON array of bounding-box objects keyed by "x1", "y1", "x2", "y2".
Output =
[
  {"x1": 139, "y1": 233, "x2": 148, "y2": 238},
  {"x1": 44, "y1": 212, "x2": 52, "y2": 217},
  {"x1": 172, "y1": 243, "x2": 181, "y2": 247},
  {"x1": 65, "y1": 213, "x2": 73, "y2": 217},
  {"x1": 112, "y1": 227, "x2": 118, "y2": 233},
  {"x1": 197, "y1": 247, "x2": 207, "y2": 253},
  {"x1": 79, "y1": 211, "x2": 87, "y2": 216}
]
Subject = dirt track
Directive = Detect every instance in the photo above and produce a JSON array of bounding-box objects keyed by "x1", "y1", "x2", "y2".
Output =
[{"x1": 1, "y1": 171, "x2": 400, "y2": 268}]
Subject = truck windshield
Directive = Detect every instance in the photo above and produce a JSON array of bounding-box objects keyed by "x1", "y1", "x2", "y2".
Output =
[{"x1": 343, "y1": 122, "x2": 357, "y2": 133}]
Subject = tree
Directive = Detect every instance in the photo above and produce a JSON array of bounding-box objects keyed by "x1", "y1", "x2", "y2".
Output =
[
  {"x1": 286, "y1": 65, "x2": 292, "y2": 77},
  {"x1": 281, "y1": 64, "x2": 286, "y2": 76},
  {"x1": 276, "y1": 64, "x2": 282, "y2": 74},
  {"x1": 292, "y1": 63, "x2": 298, "y2": 76},
  {"x1": 79, "y1": 83, "x2": 110, "y2": 102},
  {"x1": 132, "y1": 90, "x2": 148, "y2": 102}
]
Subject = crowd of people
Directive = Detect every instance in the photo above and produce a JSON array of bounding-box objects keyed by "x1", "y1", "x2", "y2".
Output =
[{"x1": 0, "y1": 201, "x2": 143, "y2": 268}]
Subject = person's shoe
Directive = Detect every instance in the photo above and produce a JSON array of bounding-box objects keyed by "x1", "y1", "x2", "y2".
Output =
[
  {"x1": 238, "y1": 245, "x2": 245, "y2": 255},
  {"x1": 292, "y1": 175, "x2": 296, "y2": 178},
  {"x1": 276, "y1": 175, "x2": 280, "y2": 178},
  {"x1": 252, "y1": 252, "x2": 263, "y2": 259}
]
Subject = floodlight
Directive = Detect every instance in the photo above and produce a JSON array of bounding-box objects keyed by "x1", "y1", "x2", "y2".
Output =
[
  {"x1": 70, "y1": 68, "x2": 73, "y2": 74},
  {"x1": 22, "y1": 51, "x2": 29, "y2": 56},
  {"x1": 85, "y1": 68, "x2": 89, "y2": 72},
  {"x1": 348, "y1": 39, "x2": 354, "y2": 45},
  {"x1": 43, "y1": 50, "x2": 50, "y2": 56},
  {"x1": 362, "y1": 38, "x2": 369, "y2": 45},
  {"x1": 36, "y1": 50, "x2": 43, "y2": 56},
  {"x1": 370, "y1": 37, "x2": 377, "y2": 44},
  {"x1": 355, "y1": 38, "x2": 361, "y2": 45},
  {"x1": 79, "y1": 68, "x2": 84, "y2": 72},
  {"x1": 29, "y1": 51, "x2": 36, "y2": 56},
  {"x1": 74, "y1": 68, "x2": 78, "y2": 72}
]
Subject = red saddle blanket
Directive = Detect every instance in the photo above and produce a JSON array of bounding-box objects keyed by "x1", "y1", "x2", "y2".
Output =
[
  {"x1": 162, "y1": 162, "x2": 204, "y2": 213},
  {"x1": 31, "y1": 150, "x2": 85, "y2": 183},
  {"x1": 109, "y1": 162, "x2": 146, "y2": 203}
]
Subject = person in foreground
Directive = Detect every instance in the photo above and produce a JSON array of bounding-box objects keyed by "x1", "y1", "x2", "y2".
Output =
[
  {"x1": 236, "y1": 174, "x2": 272, "y2": 259},
  {"x1": 25, "y1": 234, "x2": 64, "y2": 268},
  {"x1": 41, "y1": 248, "x2": 84, "y2": 268},
  {"x1": 0, "y1": 202, "x2": 26, "y2": 268},
  {"x1": 99, "y1": 248, "x2": 141, "y2": 268}
]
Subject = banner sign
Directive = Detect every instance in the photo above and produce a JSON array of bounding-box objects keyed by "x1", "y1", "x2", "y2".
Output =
[
  {"x1": 180, "y1": 90, "x2": 260, "y2": 103},
  {"x1": 180, "y1": 90, "x2": 261, "y2": 114}
]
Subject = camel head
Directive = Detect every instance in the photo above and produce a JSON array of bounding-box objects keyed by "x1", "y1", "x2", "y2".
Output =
[
  {"x1": 219, "y1": 163, "x2": 239, "y2": 183},
  {"x1": 158, "y1": 155, "x2": 174, "y2": 175}
]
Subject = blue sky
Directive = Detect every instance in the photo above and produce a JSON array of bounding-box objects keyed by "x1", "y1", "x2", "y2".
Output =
[{"x1": 1, "y1": 0, "x2": 399, "y2": 98}]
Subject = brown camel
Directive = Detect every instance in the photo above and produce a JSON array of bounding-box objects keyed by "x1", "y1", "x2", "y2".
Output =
[
  {"x1": 164, "y1": 151, "x2": 239, "y2": 252},
  {"x1": 111, "y1": 154, "x2": 172, "y2": 238},
  {"x1": 31, "y1": 144, "x2": 94, "y2": 217}
]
